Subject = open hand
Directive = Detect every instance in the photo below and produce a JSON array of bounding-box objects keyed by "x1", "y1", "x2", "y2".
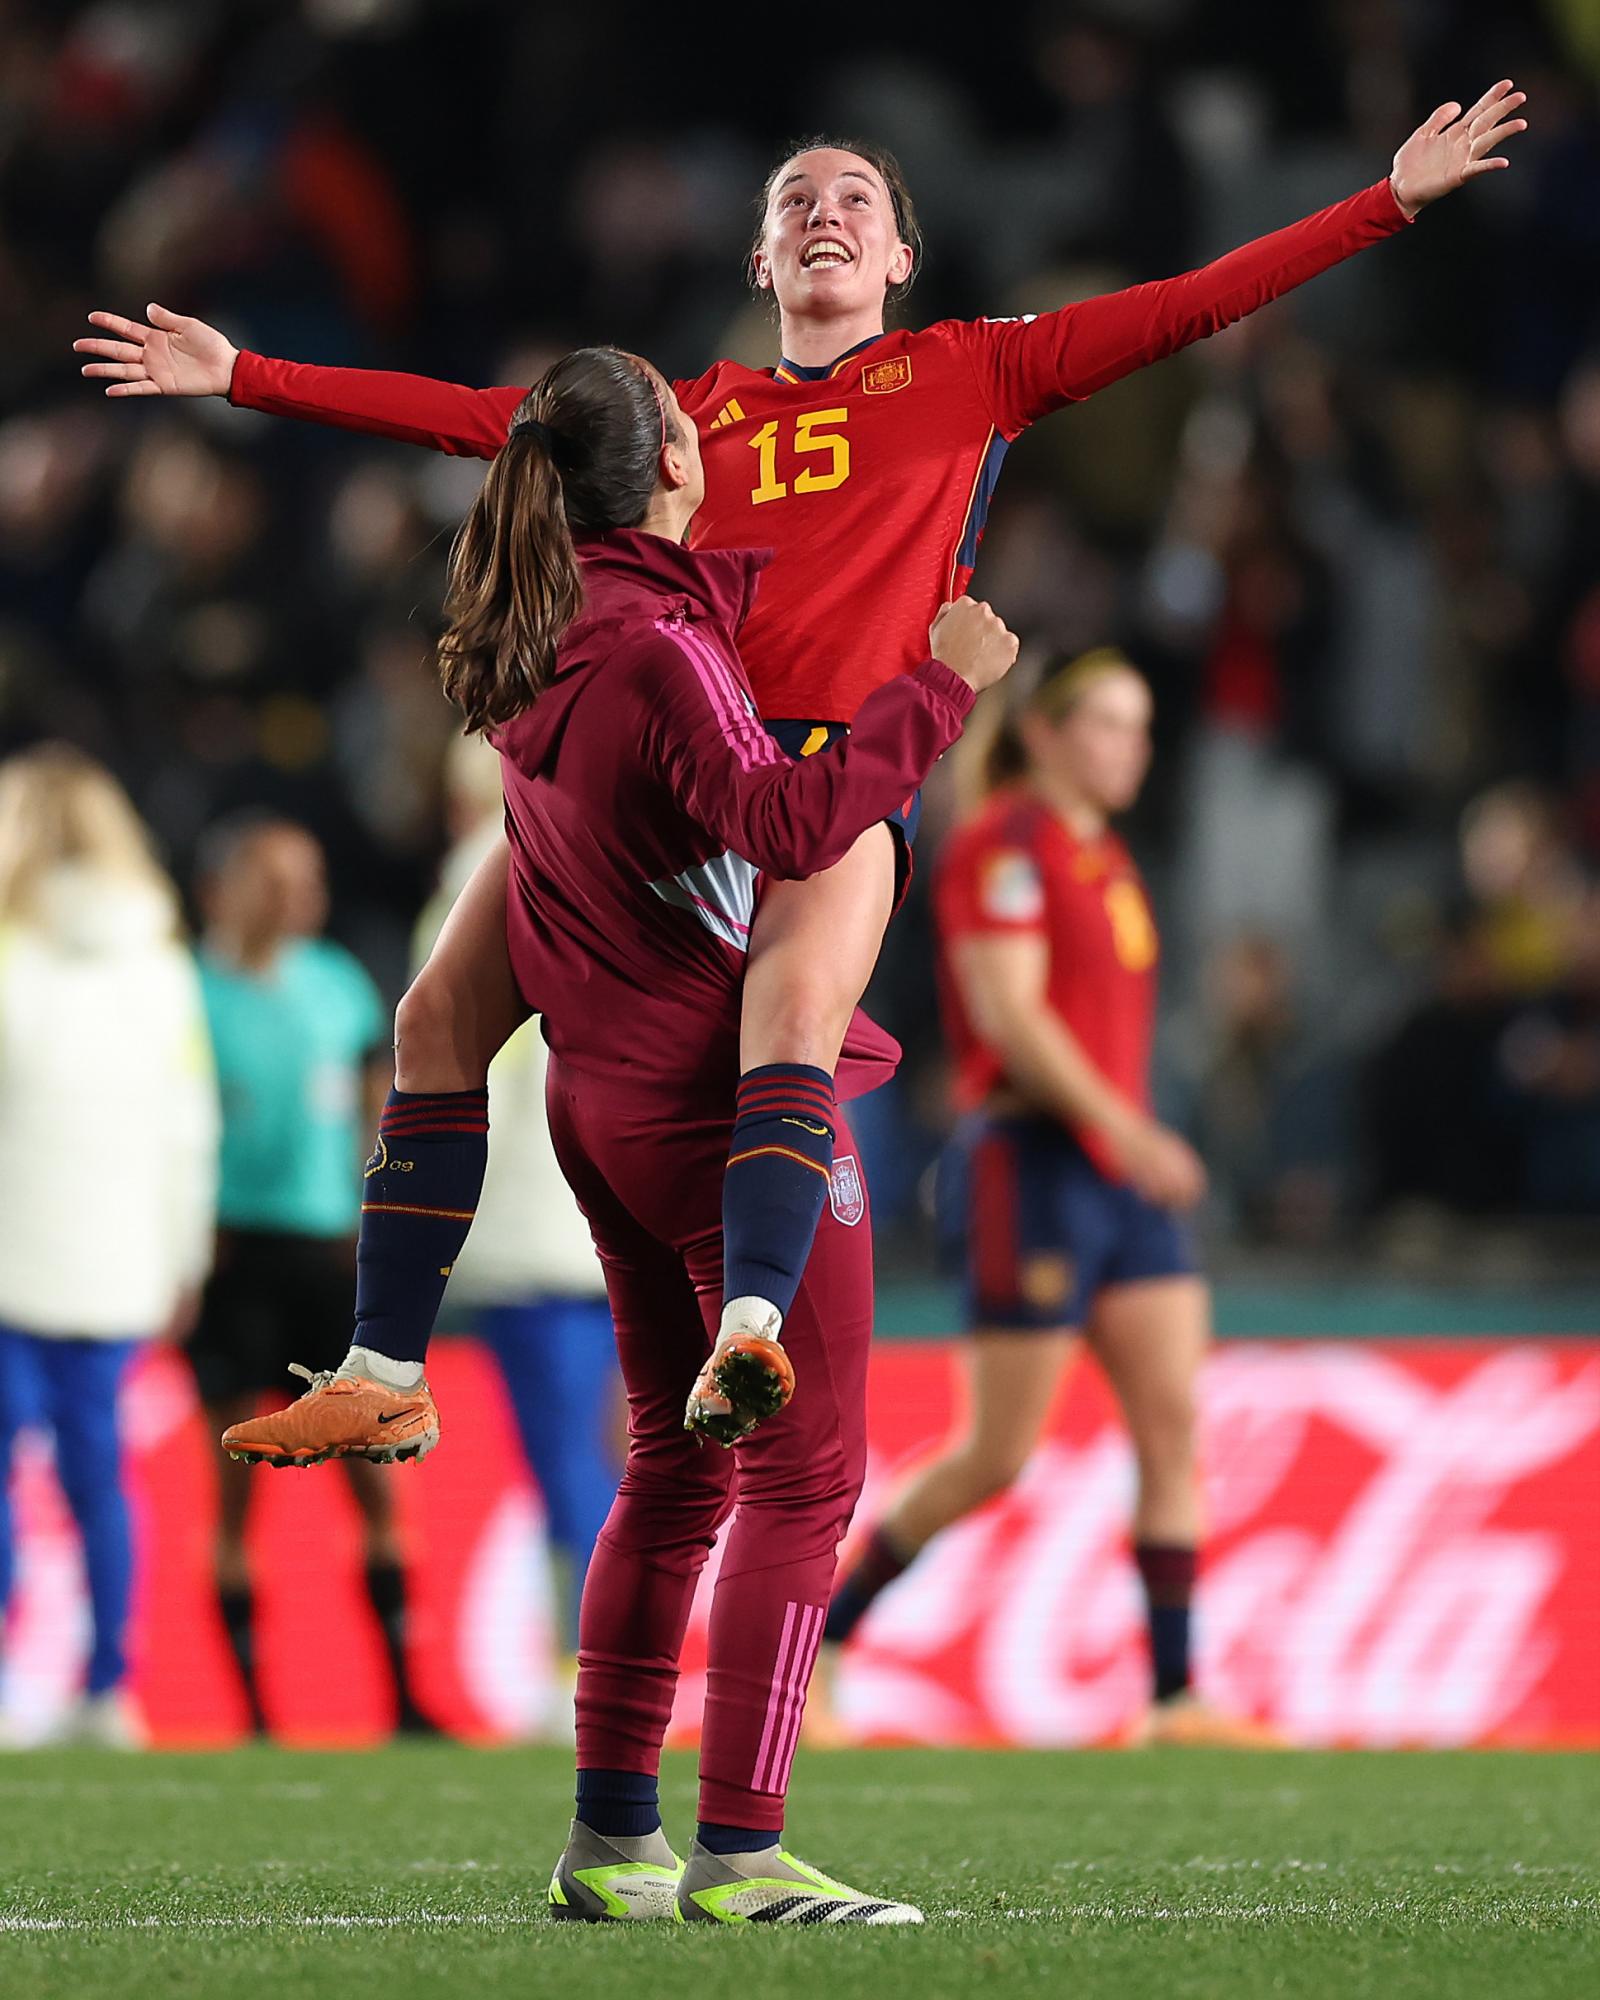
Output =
[
  {"x1": 1389, "y1": 80, "x2": 1527, "y2": 217},
  {"x1": 73, "y1": 301, "x2": 238, "y2": 398}
]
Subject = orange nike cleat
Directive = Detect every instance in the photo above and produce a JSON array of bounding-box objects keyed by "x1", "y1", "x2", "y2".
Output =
[
  {"x1": 684, "y1": 1332, "x2": 795, "y2": 1447},
  {"x1": 1128, "y1": 1692, "x2": 1289, "y2": 1749},
  {"x1": 221, "y1": 1364, "x2": 440, "y2": 1468}
]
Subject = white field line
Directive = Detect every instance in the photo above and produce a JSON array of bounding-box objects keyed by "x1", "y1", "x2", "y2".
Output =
[
  {"x1": 0, "y1": 1913, "x2": 528, "y2": 1933},
  {"x1": 6, "y1": 1890, "x2": 1596, "y2": 1936}
]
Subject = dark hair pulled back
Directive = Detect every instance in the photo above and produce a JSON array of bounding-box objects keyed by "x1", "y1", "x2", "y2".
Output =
[{"x1": 438, "y1": 346, "x2": 677, "y2": 733}]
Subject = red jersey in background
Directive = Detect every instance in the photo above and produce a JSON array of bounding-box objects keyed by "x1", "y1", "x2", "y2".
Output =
[
  {"x1": 935, "y1": 790, "x2": 1159, "y2": 1180},
  {"x1": 230, "y1": 182, "x2": 1409, "y2": 722}
]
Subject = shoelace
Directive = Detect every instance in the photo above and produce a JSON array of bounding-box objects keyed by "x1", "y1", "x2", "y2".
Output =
[{"x1": 287, "y1": 1362, "x2": 339, "y2": 1396}]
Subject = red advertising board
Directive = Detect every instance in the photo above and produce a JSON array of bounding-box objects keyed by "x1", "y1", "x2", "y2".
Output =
[{"x1": 3, "y1": 1339, "x2": 1597, "y2": 1747}]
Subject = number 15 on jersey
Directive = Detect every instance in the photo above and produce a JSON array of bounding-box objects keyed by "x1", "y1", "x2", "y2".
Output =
[{"x1": 749, "y1": 409, "x2": 851, "y2": 505}]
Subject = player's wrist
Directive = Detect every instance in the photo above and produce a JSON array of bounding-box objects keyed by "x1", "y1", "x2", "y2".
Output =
[
  {"x1": 1386, "y1": 172, "x2": 1422, "y2": 221},
  {"x1": 913, "y1": 656, "x2": 978, "y2": 713}
]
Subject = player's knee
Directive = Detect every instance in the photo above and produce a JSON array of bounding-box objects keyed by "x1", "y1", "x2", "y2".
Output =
[
  {"x1": 1130, "y1": 1391, "x2": 1198, "y2": 1474},
  {"x1": 619, "y1": 1435, "x2": 732, "y2": 1519},
  {"x1": 962, "y1": 1441, "x2": 1028, "y2": 1507},
  {"x1": 392, "y1": 975, "x2": 448, "y2": 1079},
  {"x1": 744, "y1": 967, "x2": 857, "y2": 1072}
]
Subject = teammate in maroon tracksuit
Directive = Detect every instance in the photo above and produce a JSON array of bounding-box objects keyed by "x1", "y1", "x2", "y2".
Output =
[{"x1": 423, "y1": 343, "x2": 1015, "y2": 1923}]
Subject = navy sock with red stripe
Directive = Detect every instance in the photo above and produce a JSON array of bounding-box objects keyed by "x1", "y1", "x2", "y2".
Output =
[
  {"x1": 720, "y1": 1064, "x2": 837, "y2": 1322},
  {"x1": 1135, "y1": 1541, "x2": 1197, "y2": 1702},
  {"x1": 353, "y1": 1087, "x2": 489, "y2": 1367}
]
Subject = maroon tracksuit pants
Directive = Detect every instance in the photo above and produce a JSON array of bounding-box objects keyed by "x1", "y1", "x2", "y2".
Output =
[{"x1": 545, "y1": 1056, "x2": 872, "y2": 1831}]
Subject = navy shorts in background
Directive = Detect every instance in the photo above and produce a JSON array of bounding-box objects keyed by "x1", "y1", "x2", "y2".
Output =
[{"x1": 949, "y1": 1112, "x2": 1198, "y2": 1332}]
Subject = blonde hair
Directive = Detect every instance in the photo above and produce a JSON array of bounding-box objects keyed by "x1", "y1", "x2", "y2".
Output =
[
  {"x1": 973, "y1": 646, "x2": 1145, "y2": 802},
  {"x1": 0, "y1": 744, "x2": 179, "y2": 932}
]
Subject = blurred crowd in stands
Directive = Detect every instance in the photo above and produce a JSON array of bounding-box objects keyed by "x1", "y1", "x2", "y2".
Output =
[{"x1": 3, "y1": 0, "x2": 1599, "y2": 1264}]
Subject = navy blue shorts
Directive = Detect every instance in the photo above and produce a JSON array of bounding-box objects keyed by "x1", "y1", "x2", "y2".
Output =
[
  {"x1": 766, "y1": 718, "x2": 921, "y2": 901},
  {"x1": 946, "y1": 1113, "x2": 1198, "y2": 1332}
]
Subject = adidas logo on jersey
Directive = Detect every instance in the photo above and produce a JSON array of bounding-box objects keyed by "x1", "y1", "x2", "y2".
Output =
[{"x1": 708, "y1": 399, "x2": 747, "y2": 430}]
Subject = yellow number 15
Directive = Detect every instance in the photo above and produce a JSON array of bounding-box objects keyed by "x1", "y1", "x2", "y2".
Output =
[{"x1": 749, "y1": 408, "x2": 851, "y2": 505}]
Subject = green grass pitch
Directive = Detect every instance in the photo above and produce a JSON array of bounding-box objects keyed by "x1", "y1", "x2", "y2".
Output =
[{"x1": 2, "y1": 1744, "x2": 1596, "y2": 1999}]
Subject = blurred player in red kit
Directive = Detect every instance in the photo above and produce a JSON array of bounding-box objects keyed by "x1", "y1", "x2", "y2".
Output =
[
  {"x1": 296, "y1": 340, "x2": 1014, "y2": 1918},
  {"x1": 821, "y1": 651, "x2": 1276, "y2": 1747},
  {"x1": 76, "y1": 82, "x2": 1526, "y2": 1463}
]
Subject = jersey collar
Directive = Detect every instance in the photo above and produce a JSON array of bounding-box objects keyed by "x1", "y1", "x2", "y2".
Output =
[{"x1": 772, "y1": 333, "x2": 884, "y2": 386}]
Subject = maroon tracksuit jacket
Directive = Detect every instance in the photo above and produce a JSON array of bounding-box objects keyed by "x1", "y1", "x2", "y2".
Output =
[{"x1": 495, "y1": 526, "x2": 972, "y2": 1826}]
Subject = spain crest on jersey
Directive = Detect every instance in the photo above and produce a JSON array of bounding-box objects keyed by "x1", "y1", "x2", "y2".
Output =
[
  {"x1": 829, "y1": 1153, "x2": 865, "y2": 1227},
  {"x1": 861, "y1": 356, "x2": 912, "y2": 395}
]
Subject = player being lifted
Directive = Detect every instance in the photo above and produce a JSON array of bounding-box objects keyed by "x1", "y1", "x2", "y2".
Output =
[{"x1": 77, "y1": 82, "x2": 1526, "y2": 1466}]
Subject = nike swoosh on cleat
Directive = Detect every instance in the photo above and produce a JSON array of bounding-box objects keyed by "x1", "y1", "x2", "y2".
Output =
[{"x1": 376, "y1": 1410, "x2": 409, "y2": 1424}]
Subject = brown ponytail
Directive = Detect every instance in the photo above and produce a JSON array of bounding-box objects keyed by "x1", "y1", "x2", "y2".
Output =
[{"x1": 438, "y1": 346, "x2": 678, "y2": 734}]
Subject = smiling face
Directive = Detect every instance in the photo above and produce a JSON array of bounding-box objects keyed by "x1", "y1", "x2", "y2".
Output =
[{"x1": 752, "y1": 147, "x2": 916, "y2": 324}]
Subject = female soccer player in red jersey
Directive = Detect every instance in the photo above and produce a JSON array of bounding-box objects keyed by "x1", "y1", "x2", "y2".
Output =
[
  {"x1": 229, "y1": 340, "x2": 1012, "y2": 1917},
  {"x1": 77, "y1": 80, "x2": 1527, "y2": 1460},
  {"x1": 821, "y1": 650, "x2": 1272, "y2": 1748}
]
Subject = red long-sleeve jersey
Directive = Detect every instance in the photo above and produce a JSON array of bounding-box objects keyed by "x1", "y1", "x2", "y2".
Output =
[
  {"x1": 935, "y1": 789, "x2": 1158, "y2": 1180},
  {"x1": 496, "y1": 527, "x2": 973, "y2": 1102},
  {"x1": 231, "y1": 178, "x2": 1409, "y2": 721}
]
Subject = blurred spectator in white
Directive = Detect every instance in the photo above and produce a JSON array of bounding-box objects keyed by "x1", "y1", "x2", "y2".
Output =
[
  {"x1": 0, "y1": 744, "x2": 218, "y2": 1748},
  {"x1": 423, "y1": 735, "x2": 620, "y2": 1740}
]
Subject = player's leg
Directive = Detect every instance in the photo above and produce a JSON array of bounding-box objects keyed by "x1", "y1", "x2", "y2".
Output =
[
  {"x1": 820, "y1": 1331, "x2": 1073, "y2": 1660},
  {"x1": 338, "y1": 1456, "x2": 442, "y2": 1737},
  {"x1": 222, "y1": 840, "x2": 523, "y2": 1465},
  {"x1": 824, "y1": 1117, "x2": 1087, "y2": 1653},
  {"x1": 480, "y1": 1294, "x2": 620, "y2": 1730},
  {"x1": 208, "y1": 1395, "x2": 269, "y2": 1736},
  {"x1": 1089, "y1": 1258, "x2": 1272, "y2": 1744},
  {"x1": 694, "y1": 821, "x2": 895, "y2": 1422},
  {"x1": 678, "y1": 1143, "x2": 921, "y2": 1924},
  {"x1": 182, "y1": 1231, "x2": 272, "y2": 1733},
  {"x1": 38, "y1": 1335, "x2": 141, "y2": 1745},
  {"x1": 1088, "y1": 1274, "x2": 1205, "y2": 1713},
  {"x1": 536, "y1": 1097, "x2": 733, "y2": 1920},
  {"x1": 553, "y1": 1242, "x2": 731, "y2": 1920},
  {"x1": 351, "y1": 835, "x2": 526, "y2": 1372}
]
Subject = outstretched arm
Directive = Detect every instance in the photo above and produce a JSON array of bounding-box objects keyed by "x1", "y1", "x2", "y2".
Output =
[
  {"x1": 76, "y1": 303, "x2": 524, "y2": 459},
  {"x1": 967, "y1": 79, "x2": 1528, "y2": 435}
]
